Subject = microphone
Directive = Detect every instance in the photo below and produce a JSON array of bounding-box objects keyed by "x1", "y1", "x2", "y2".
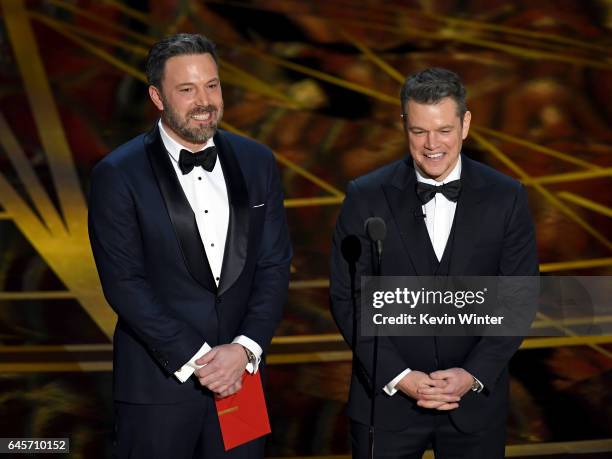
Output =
[
  {"x1": 341, "y1": 235, "x2": 362, "y2": 265},
  {"x1": 364, "y1": 217, "x2": 386, "y2": 241},
  {"x1": 364, "y1": 217, "x2": 387, "y2": 264}
]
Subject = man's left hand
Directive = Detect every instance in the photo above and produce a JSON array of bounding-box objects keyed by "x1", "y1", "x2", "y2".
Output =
[
  {"x1": 194, "y1": 344, "x2": 248, "y2": 394},
  {"x1": 417, "y1": 367, "x2": 474, "y2": 404}
]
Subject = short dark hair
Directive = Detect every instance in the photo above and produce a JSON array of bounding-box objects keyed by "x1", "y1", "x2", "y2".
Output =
[
  {"x1": 146, "y1": 33, "x2": 218, "y2": 88},
  {"x1": 400, "y1": 68, "x2": 467, "y2": 119}
]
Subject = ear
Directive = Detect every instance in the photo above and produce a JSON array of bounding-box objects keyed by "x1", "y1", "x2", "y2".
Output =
[
  {"x1": 401, "y1": 106, "x2": 409, "y2": 135},
  {"x1": 461, "y1": 111, "x2": 471, "y2": 139},
  {"x1": 149, "y1": 85, "x2": 164, "y2": 111}
]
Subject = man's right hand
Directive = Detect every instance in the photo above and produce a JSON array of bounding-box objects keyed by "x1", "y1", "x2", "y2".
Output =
[
  {"x1": 215, "y1": 378, "x2": 242, "y2": 399},
  {"x1": 194, "y1": 344, "x2": 247, "y2": 396},
  {"x1": 396, "y1": 371, "x2": 460, "y2": 411}
]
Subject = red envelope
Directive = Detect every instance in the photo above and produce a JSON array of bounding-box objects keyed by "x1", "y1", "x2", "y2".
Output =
[{"x1": 215, "y1": 372, "x2": 271, "y2": 450}]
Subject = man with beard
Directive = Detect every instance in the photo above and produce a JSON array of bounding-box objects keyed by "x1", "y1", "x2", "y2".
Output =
[
  {"x1": 88, "y1": 33, "x2": 292, "y2": 458},
  {"x1": 330, "y1": 68, "x2": 538, "y2": 458}
]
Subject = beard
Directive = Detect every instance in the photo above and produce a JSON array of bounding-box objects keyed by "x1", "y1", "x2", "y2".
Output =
[{"x1": 161, "y1": 96, "x2": 223, "y2": 144}]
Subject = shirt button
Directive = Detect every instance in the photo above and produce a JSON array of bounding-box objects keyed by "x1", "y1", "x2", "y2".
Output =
[
  {"x1": 216, "y1": 277, "x2": 220, "y2": 281},
  {"x1": 211, "y1": 243, "x2": 214, "y2": 247},
  {"x1": 198, "y1": 177, "x2": 202, "y2": 181},
  {"x1": 204, "y1": 210, "x2": 208, "y2": 213}
]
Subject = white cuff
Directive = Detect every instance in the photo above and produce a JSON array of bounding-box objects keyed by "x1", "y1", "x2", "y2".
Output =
[
  {"x1": 383, "y1": 368, "x2": 412, "y2": 396},
  {"x1": 232, "y1": 335, "x2": 262, "y2": 374},
  {"x1": 174, "y1": 342, "x2": 211, "y2": 383},
  {"x1": 473, "y1": 375, "x2": 484, "y2": 393}
]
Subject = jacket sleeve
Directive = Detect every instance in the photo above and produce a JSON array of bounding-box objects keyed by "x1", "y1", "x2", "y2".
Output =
[
  {"x1": 88, "y1": 160, "x2": 204, "y2": 375},
  {"x1": 235, "y1": 152, "x2": 292, "y2": 357},
  {"x1": 463, "y1": 184, "x2": 539, "y2": 391},
  {"x1": 330, "y1": 180, "x2": 410, "y2": 393}
]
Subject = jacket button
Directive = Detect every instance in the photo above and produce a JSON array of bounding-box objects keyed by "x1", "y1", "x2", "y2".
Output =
[{"x1": 216, "y1": 297, "x2": 222, "y2": 304}]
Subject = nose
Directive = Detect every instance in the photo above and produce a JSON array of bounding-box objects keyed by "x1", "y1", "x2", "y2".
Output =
[
  {"x1": 424, "y1": 131, "x2": 439, "y2": 150},
  {"x1": 195, "y1": 87, "x2": 210, "y2": 107}
]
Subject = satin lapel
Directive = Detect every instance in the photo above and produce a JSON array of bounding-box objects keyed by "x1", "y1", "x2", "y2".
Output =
[
  {"x1": 383, "y1": 160, "x2": 434, "y2": 275},
  {"x1": 449, "y1": 155, "x2": 488, "y2": 275},
  {"x1": 145, "y1": 125, "x2": 217, "y2": 292},
  {"x1": 215, "y1": 130, "x2": 250, "y2": 296}
]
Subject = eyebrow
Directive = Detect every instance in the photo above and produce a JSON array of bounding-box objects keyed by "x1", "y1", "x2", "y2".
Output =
[
  {"x1": 409, "y1": 124, "x2": 455, "y2": 130},
  {"x1": 176, "y1": 77, "x2": 220, "y2": 87}
]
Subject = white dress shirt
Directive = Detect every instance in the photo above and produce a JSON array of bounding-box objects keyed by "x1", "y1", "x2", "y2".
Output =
[
  {"x1": 417, "y1": 157, "x2": 461, "y2": 262},
  {"x1": 383, "y1": 157, "x2": 461, "y2": 396},
  {"x1": 157, "y1": 120, "x2": 262, "y2": 382}
]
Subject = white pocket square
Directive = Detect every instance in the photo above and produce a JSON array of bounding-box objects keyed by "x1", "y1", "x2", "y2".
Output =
[{"x1": 252, "y1": 203, "x2": 265, "y2": 208}]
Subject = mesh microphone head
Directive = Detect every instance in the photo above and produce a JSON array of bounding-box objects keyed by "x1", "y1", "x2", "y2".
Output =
[{"x1": 364, "y1": 217, "x2": 387, "y2": 242}]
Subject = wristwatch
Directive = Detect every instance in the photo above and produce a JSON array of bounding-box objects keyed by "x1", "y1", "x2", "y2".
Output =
[
  {"x1": 471, "y1": 376, "x2": 483, "y2": 393},
  {"x1": 242, "y1": 345, "x2": 257, "y2": 367}
]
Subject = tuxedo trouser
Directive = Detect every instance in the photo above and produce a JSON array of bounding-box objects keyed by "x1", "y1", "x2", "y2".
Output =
[
  {"x1": 113, "y1": 395, "x2": 264, "y2": 459},
  {"x1": 350, "y1": 410, "x2": 506, "y2": 459}
]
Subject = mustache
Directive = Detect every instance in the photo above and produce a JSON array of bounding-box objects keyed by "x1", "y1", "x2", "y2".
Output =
[{"x1": 188, "y1": 105, "x2": 217, "y2": 117}]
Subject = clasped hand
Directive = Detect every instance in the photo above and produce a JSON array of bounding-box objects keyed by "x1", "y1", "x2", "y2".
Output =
[
  {"x1": 396, "y1": 368, "x2": 474, "y2": 411},
  {"x1": 194, "y1": 343, "x2": 247, "y2": 398}
]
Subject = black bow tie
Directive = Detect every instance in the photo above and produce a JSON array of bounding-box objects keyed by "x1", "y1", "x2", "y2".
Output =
[
  {"x1": 416, "y1": 180, "x2": 461, "y2": 204},
  {"x1": 178, "y1": 147, "x2": 217, "y2": 174}
]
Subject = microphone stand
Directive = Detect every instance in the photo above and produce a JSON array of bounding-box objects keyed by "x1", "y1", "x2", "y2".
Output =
[
  {"x1": 341, "y1": 236, "x2": 361, "y2": 425},
  {"x1": 369, "y1": 239, "x2": 382, "y2": 459}
]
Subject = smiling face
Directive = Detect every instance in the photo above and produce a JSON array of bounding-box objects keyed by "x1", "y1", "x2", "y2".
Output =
[
  {"x1": 403, "y1": 97, "x2": 471, "y2": 182},
  {"x1": 148, "y1": 53, "x2": 223, "y2": 150}
]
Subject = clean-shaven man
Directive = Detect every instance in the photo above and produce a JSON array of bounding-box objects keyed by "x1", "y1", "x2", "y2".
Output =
[{"x1": 330, "y1": 68, "x2": 538, "y2": 458}]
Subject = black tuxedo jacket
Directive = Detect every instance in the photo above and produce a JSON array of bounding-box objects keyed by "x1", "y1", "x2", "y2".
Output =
[
  {"x1": 89, "y1": 125, "x2": 292, "y2": 403},
  {"x1": 330, "y1": 155, "x2": 538, "y2": 433}
]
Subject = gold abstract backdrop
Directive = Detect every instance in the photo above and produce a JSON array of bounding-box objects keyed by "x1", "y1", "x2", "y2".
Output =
[{"x1": 0, "y1": 1, "x2": 611, "y2": 458}]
